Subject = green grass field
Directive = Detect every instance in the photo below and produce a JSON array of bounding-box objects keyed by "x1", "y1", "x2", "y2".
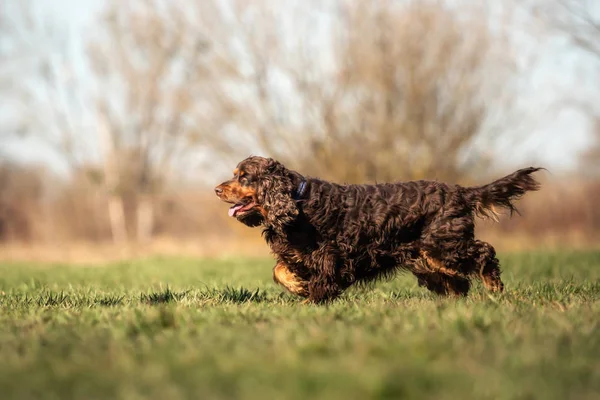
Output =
[{"x1": 1, "y1": 252, "x2": 600, "y2": 400}]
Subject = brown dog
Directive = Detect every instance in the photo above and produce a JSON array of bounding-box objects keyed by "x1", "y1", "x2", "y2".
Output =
[{"x1": 216, "y1": 156, "x2": 542, "y2": 303}]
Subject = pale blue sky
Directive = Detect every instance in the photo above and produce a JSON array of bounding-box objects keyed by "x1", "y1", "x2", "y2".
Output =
[{"x1": 3, "y1": 0, "x2": 600, "y2": 177}]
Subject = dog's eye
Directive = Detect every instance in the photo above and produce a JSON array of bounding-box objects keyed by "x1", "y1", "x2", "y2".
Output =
[{"x1": 240, "y1": 176, "x2": 249, "y2": 185}]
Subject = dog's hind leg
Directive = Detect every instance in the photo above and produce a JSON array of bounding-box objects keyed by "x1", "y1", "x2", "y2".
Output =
[
  {"x1": 413, "y1": 256, "x2": 471, "y2": 296},
  {"x1": 413, "y1": 271, "x2": 471, "y2": 296},
  {"x1": 469, "y1": 240, "x2": 504, "y2": 293}
]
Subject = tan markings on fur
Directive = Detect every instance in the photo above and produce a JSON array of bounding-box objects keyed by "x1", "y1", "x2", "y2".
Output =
[
  {"x1": 231, "y1": 183, "x2": 255, "y2": 199},
  {"x1": 478, "y1": 250, "x2": 504, "y2": 292},
  {"x1": 480, "y1": 272, "x2": 504, "y2": 292},
  {"x1": 474, "y1": 201, "x2": 500, "y2": 222},
  {"x1": 412, "y1": 257, "x2": 434, "y2": 274},
  {"x1": 273, "y1": 263, "x2": 308, "y2": 297},
  {"x1": 255, "y1": 205, "x2": 268, "y2": 218},
  {"x1": 233, "y1": 168, "x2": 239, "y2": 175},
  {"x1": 420, "y1": 251, "x2": 465, "y2": 278},
  {"x1": 290, "y1": 249, "x2": 304, "y2": 263},
  {"x1": 220, "y1": 181, "x2": 256, "y2": 202}
]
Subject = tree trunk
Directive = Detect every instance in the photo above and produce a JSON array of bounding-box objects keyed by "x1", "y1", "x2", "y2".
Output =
[
  {"x1": 98, "y1": 109, "x2": 127, "y2": 244},
  {"x1": 107, "y1": 195, "x2": 127, "y2": 244},
  {"x1": 136, "y1": 195, "x2": 154, "y2": 243}
]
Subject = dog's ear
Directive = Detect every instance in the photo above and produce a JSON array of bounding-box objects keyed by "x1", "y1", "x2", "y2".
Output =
[
  {"x1": 258, "y1": 159, "x2": 299, "y2": 231},
  {"x1": 236, "y1": 211, "x2": 265, "y2": 228}
]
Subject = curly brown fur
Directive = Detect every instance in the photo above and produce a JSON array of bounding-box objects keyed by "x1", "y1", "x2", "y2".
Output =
[{"x1": 215, "y1": 156, "x2": 543, "y2": 304}]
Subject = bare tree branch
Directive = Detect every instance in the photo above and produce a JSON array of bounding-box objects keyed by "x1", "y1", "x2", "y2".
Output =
[
  {"x1": 211, "y1": 0, "x2": 519, "y2": 183},
  {"x1": 546, "y1": 0, "x2": 600, "y2": 174}
]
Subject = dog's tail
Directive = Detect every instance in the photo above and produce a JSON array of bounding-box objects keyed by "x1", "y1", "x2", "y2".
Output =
[{"x1": 465, "y1": 167, "x2": 543, "y2": 221}]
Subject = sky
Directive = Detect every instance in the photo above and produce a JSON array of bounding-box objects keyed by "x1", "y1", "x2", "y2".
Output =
[
  {"x1": 2, "y1": 0, "x2": 600, "y2": 177},
  {"x1": 1, "y1": 0, "x2": 105, "y2": 172}
]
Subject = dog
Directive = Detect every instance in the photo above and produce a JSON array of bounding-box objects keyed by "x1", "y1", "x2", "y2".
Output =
[{"x1": 215, "y1": 156, "x2": 542, "y2": 303}]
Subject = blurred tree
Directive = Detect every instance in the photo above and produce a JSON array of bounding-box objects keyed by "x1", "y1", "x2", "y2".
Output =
[
  {"x1": 0, "y1": 0, "x2": 41, "y2": 142},
  {"x1": 2, "y1": 0, "x2": 239, "y2": 243},
  {"x1": 0, "y1": 0, "x2": 128, "y2": 242},
  {"x1": 547, "y1": 0, "x2": 600, "y2": 175},
  {"x1": 209, "y1": 0, "x2": 523, "y2": 183},
  {"x1": 84, "y1": 0, "x2": 225, "y2": 243},
  {"x1": 82, "y1": 0, "x2": 258, "y2": 242},
  {"x1": 0, "y1": 161, "x2": 45, "y2": 242},
  {"x1": 566, "y1": 3, "x2": 600, "y2": 175},
  {"x1": 555, "y1": 0, "x2": 600, "y2": 55},
  {"x1": 583, "y1": 118, "x2": 600, "y2": 175},
  {"x1": 3, "y1": 0, "x2": 530, "y2": 243}
]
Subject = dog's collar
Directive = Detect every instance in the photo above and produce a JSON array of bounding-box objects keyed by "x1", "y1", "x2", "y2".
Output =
[{"x1": 293, "y1": 180, "x2": 308, "y2": 200}]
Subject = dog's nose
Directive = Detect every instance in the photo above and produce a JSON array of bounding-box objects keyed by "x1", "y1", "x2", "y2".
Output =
[{"x1": 215, "y1": 186, "x2": 223, "y2": 196}]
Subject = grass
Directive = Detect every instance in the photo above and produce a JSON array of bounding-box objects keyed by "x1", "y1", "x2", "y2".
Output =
[{"x1": 1, "y1": 252, "x2": 600, "y2": 400}]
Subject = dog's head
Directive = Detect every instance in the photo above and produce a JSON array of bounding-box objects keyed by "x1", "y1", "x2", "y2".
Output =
[{"x1": 215, "y1": 156, "x2": 305, "y2": 230}]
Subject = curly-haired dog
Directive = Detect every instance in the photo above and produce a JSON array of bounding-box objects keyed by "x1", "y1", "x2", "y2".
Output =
[{"x1": 215, "y1": 156, "x2": 542, "y2": 303}]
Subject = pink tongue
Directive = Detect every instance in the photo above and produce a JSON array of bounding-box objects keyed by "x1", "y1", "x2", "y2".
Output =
[{"x1": 228, "y1": 204, "x2": 243, "y2": 217}]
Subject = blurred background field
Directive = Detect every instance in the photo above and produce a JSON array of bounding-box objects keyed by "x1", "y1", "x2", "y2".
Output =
[{"x1": 1, "y1": 0, "x2": 600, "y2": 262}]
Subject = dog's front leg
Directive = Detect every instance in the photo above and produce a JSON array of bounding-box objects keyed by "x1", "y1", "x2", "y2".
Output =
[
  {"x1": 307, "y1": 275, "x2": 342, "y2": 303},
  {"x1": 272, "y1": 262, "x2": 309, "y2": 298},
  {"x1": 306, "y1": 255, "x2": 344, "y2": 304}
]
